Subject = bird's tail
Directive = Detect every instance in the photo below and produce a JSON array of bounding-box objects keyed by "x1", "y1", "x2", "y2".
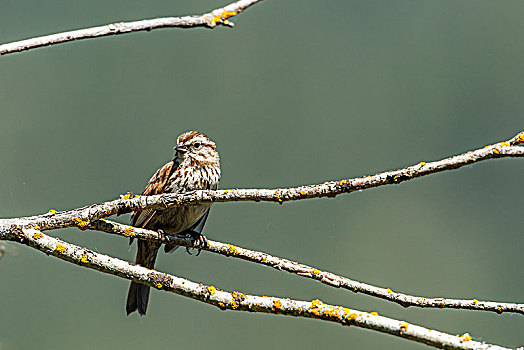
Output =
[{"x1": 126, "y1": 240, "x2": 160, "y2": 316}]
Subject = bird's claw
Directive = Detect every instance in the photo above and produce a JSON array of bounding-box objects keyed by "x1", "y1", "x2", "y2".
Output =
[{"x1": 185, "y1": 233, "x2": 208, "y2": 256}]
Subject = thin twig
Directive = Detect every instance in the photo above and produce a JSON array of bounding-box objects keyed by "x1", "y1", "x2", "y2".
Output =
[
  {"x1": 3, "y1": 132, "x2": 522, "y2": 231},
  {"x1": 83, "y1": 219, "x2": 524, "y2": 315},
  {"x1": 0, "y1": 0, "x2": 263, "y2": 56},
  {"x1": 1, "y1": 226, "x2": 509, "y2": 350}
]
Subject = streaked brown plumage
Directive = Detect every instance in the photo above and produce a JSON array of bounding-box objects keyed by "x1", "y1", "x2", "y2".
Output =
[{"x1": 126, "y1": 131, "x2": 221, "y2": 316}]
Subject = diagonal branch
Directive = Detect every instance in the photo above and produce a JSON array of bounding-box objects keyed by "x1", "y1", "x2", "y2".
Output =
[
  {"x1": 1, "y1": 226, "x2": 509, "y2": 350},
  {"x1": 3, "y1": 132, "x2": 522, "y2": 231},
  {"x1": 0, "y1": 0, "x2": 263, "y2": 56},
  {"x1": 84, "y1": 219, "x2": 524, "y2": 315}
]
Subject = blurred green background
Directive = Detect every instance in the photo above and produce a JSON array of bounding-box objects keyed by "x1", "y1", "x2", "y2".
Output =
[{"x1": 0, "y1": 0, "x2": 523, "y2": 349}]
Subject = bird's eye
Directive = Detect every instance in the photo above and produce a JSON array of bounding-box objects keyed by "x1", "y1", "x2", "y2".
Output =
[{"x1": 193, "y1": 142, "x2": 202, "y2": 149}]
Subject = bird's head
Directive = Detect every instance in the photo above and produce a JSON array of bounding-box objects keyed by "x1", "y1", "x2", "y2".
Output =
[{"x1": 174, "y1": 131, "x2": 219, "y2": 165}]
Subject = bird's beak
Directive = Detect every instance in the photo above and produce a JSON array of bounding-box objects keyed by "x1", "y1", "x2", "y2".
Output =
[{"x1": 174, "y1": 143, "x2": 188, "y2": 153}]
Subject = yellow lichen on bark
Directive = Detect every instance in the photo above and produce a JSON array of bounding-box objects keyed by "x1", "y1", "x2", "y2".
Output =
[
  {"x1": 227, "y1": 244, "x2": 238, "y2": 255},
  {"x1": 461, "y1": 334, "x2": 472, "y2": 342},
  {"x1": 72, "y1": 217, "x2": 88, "y2": 230},
  {"x1": 123, "y1": 228, "x2": 135, "y2": 238}
]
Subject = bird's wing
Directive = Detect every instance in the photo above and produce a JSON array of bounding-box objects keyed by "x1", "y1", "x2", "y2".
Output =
[
  {"x1": 131, "y1": 159, "x2": 178, "y2": 228},
  {"x1": 163, "y1": 208, "x2": 210, "y2": 254},
  {"x1": 189, "y1": 208, "x2": 210, "y2": 234}
]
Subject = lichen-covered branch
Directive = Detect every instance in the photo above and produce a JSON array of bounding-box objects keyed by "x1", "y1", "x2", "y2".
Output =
[
  {"x1": 1, "y1": 226, "x2": 509, "y2": 350},
  {"x1": 0, "y1": 0, "x2": 263, "y2": 56},
  {"x1": 3, "y1": 132, "x2": 523, "y2": 232},
  {"x1": 84, "y1": 219, "x2": 524, "y2": 315}
]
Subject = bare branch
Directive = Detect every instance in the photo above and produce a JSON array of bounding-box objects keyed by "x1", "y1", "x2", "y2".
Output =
[
  {"x1": 84, "y1": 219, "x2": 524, "y2": 315},
  {"x1": 1, "y1": 133, "x2": 522, "y2": 348},
  {"x1": 2, "y1": 226, "x2": 510, "y2": 350},
  {"x1": 3, "y1": 132, "x2": 522, "y2": 231},
  {"x1": 0, "y1": 0, "x2": 263, "y2": 56}
]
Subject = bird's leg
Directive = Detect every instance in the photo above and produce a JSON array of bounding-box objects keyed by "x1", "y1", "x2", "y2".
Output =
[{"x1": 157, "y1": 229, "x2": 171, "y2": 244}]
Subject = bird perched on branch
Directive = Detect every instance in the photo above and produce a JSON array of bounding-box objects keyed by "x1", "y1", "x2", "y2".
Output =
[{"x1": 126, "y1": 131, "x2": 221, "y2": 316}]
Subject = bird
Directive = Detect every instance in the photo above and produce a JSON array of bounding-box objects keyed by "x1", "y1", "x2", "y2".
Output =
[{"x1": 126, "y1": 131, "x2": 221, "y2": 316}]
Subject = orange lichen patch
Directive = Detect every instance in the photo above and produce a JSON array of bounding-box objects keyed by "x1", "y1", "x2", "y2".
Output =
[
  {"x1": 400, "y1": 323, "x2": 409, "y2": 331},
  {"x1": 221, "y1": 11, "x2": 237, "y2": 18},
  {"x1": 497, "y1": 142, "x2": 510, "y2": 147},
  {"x1": 33, "y1": 232, "x2": 43, "y2": 239},
  {"x1": 322, "y1": 306, "x2": 343, "y2": 319},
  {"x1": 418, "y1": 162, "x2": 426, "y2": 166},
  {"x1": 48, "y1": 209, "x2": 57, "y2": 215},
  {"x1": 72, "y1": 217, "x2": 88, "y2": 230},
  {"x1": 271, "y1": 189, "x2": 283, "y2": 202},
  {"x1": 123, "y1": 228, "x2": 135, "y2": 238},
  {"x1": 518, "y1": 133, "x2": 524, "y2": 143},
  {"x1": 299, "y1": 190, "x2": 307, "y2": 195},
  {"x1": 260, "y1": 256, "x2": 267, "y2": 263},
  {"x1": 339, "y1": 180, "x2": 347, "y2": 185},
  {"x1": 472, "y1": 299, "x2": 478, "y2": 304},
  {"x1": 461, "y1": 334, "x2": 472, "y2": 342},
  {"x1": 122, "y1": 193, "x2": 132, "y2": 200},
  {"x1": 55, "y1": 244, "x2": 66, "y2": 253},
  {"x1": 310, "y1": 299, "x2": 324, "y2": 309},
  {"x1": 370, "y1": 312, "x2": 378, "y2": 316},
  {"x1": 497, "y1": 306, "x2": 502, "y2": 313},
  {"x1": 34, "y1": 225, "x2": 41, "y2": 230},
  {"x1": 231, "y1": 291, "x2": 245, "y2": 309},
  {"x1": 312, "y1": 269, "x2": 320, "y2": 275},
  {"x1": 218, "y1": 302, "x2": 225, "y2": 309},
  {"x1": 208, "y1": 286, "x2": 216, "y2": 295},
  {"x1": 155, "y1": 283, "x2": 162, "y2": 289},
  {"x1": 273, "y1": 299, "x2": 282, "y2": 310},
  {"x1": 310, "y1": 307, "x2": 322, "y2": 316},
  {"x1": 227, "y1": 244, "x2": 238, "y2": 256},
  {"x1": 348, "y1": 313, "x2": 358, "y2": 320},
  {"x1": 493, "y1": 148, "x2": 500, "y2": 154},
  {"x1": 224, "y1": 189, "x2": 229, "y2": 194},
  {"x1": 387, "y1": 288, "x2": 392, "y2": 293},
  {"x1": 81, "y1": 254, "x2": 88, "y2": 263}
]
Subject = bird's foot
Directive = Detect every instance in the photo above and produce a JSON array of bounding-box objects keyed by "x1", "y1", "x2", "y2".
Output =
[{"x1": 184, "y1": 231, "x2": 208, "y2": 256}]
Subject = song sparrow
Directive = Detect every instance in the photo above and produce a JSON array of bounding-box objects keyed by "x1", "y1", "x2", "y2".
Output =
[{"x1": 126, "y1": 131, "x2": 221, "y2": 316}]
